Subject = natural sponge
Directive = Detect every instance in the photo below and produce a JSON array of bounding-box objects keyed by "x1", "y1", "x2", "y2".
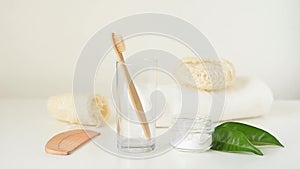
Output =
[
  {"x1": 175, "y1": 57, "x2": 235, "y2": 91},
  {"x1": 47, "y1": 93, "x2": 110, "y2": 126}
]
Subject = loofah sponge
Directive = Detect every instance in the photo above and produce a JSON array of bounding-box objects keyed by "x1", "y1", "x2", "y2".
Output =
[
  {"x1": 47, "y1": 93, "x2": 110, "y2": 126},
  {"x1": 175, "y1": 57, "x2": 235, "y2": 91}
]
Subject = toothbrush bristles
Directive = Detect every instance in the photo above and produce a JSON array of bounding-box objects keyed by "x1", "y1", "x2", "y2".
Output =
[{"x1": 112, "y1": 33, "x2": 126, "y2": 52}]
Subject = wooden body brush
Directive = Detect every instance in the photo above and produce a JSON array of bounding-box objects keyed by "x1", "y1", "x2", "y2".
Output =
[{"x1": 112, "y1": 33, "x2": 151, "y2": 139}]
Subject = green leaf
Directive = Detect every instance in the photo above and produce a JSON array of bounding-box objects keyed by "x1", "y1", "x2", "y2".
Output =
[
  {"x1": 211, "y1": 126, "x2": 263, "y2": 156},
  {"x1": 219, "y1": 122, "x2": 284, "y2": 147}
]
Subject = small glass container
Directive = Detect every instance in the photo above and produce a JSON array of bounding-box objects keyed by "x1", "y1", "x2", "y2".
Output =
[{"x1": 170, "y1": 114, "x2": 214, "y2": 152}]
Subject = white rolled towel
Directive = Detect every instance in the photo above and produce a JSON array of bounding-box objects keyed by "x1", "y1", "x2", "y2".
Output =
[
  {"x1": 156, "y1": 76, "x2": 274, "y2": 127},
  {"x1": 47, "y1": 78, "x2": 273, "y2": 127},
  {"x1": 198, "y1": 76, "x2": 273, "y2": 121}
]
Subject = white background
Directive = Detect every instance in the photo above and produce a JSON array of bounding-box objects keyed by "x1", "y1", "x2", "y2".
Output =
[{"x1": 0, "y1": 0, "x2": 299, "y2": 99}]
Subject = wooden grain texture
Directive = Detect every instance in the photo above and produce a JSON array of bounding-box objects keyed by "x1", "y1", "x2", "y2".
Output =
[
  {"x1": 45, "y1": 129, "x2": 100, "y2": 155},
  {"x1": 112, "y1": 33, "x2": 151, "y2": 140}
]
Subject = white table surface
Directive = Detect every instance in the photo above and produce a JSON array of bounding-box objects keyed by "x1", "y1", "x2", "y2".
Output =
[{"x1": 0, "y1": 99, "x2": 299, "y2": 169}]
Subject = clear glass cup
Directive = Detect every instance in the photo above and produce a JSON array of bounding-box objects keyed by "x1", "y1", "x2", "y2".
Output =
[
  {"x1": 115, "y1": 60, "x2": 157, "y2": 153},
  {"x1": 170, "y1": 113, "x2": 214, "y2": 152}
]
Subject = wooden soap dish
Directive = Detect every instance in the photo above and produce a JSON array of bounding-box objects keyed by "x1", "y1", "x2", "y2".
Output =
[{"x1": 45, "y1": 129, "x2": 100, "y2": 155}]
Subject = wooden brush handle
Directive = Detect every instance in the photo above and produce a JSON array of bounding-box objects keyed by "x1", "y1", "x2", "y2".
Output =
[
  {"x1": 118, "y1": 60, "x2": 152, "y2": 139},
  {"x1": 119, "y1": 62, "x2": 151, "y2": 139}
]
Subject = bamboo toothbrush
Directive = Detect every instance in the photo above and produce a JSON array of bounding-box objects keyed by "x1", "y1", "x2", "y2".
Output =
[{"x1": 112, "y1": 33, "x2": 151, "y2": 140}]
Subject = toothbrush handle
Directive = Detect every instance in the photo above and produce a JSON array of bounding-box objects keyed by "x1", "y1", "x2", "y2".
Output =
[{"x1": 119, "y1": 61, "x2": 152, "y2": 140}]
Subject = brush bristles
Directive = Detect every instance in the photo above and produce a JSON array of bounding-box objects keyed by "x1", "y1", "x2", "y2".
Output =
[{"x1": 112, "y1": 33, "x2": 126, "y2": 52}]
